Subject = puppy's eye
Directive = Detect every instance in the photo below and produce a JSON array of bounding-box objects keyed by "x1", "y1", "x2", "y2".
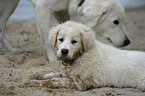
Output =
[
  {"x1": 59, "y1": 38, "x2": 64, "y2": 42},
  {"x1": 71, "y1": 40, "x2": 77, "y2": 44},
  {"x1": 113, "y1": 20, "x2": 119, "y2": 25}
]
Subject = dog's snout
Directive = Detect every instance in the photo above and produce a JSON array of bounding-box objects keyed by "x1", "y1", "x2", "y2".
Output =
[
  {"x1": 61, "y1": 49, "x2": 69, "y2": 55},
  {"x1": 119, "y1": 38, "x2": 130, "y2": 47},
  {"x1": 124, "y1": 39, "x2": 130, "y2": 46},
  {"x1": 117, "y1": 38, "x2": 131, "y2": 47}
]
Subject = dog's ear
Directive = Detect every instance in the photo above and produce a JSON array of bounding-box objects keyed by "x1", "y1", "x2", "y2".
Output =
[
  {"x1": 81, "y1": 28, "x2": 96, "y2": 51},
  {"x1": 83, "y1": 6, "x2": 109, "y2": 27},
  {"x1": 49, "y1": 27, "x2": 60, "y2": 48}
]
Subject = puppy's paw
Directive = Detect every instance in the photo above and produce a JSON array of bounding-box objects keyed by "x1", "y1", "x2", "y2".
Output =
[{"x1": 23, "y1": 73, "x2": 45, "y2": 87}]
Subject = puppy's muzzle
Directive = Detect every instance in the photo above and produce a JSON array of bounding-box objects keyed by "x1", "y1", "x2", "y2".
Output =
[{"x1": 61, "y1": 49, "x2": 69, "y2": 55}]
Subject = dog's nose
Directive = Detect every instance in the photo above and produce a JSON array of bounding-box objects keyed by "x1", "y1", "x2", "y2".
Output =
[
  {"x1": 61, "y1": 49, "x2": 69, "y2": 55},
  {"x1": 124, "y1": 39, "x2": 130, "y2": 46}
]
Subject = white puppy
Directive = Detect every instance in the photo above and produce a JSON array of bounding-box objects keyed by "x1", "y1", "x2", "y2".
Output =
[
  {"x1": 25, "y1": 21, "x2": 145, "y2": 91},
  {"x1": 0, "y1": 0, "x2": 130, "y2": 62}
]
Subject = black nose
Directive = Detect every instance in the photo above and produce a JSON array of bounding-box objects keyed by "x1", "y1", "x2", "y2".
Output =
[
  {"x1": 124, "y1": 39, "x2": 130, "y2": 46},
  {"x1": 61, "y1": 49, "x2": 69, "y2": 55}
]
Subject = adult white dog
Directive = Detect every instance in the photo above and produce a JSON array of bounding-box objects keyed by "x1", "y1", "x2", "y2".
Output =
[
  {"x1": 0, "y1": 0, "x2": 130, "y2": 61},
  {"x1": 25, "y1": 21, "x2": 145, "y2": 91}
]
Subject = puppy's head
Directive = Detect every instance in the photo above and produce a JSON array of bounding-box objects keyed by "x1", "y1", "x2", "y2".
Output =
[
  {"x1": 49, "y1": 21, "x2": 95, "y2": 65},
  {"x1": 80, "y1": 0, "x2": 130, "y2": 47}
]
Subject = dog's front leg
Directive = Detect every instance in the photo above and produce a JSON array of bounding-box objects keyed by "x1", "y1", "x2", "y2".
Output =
[
  {"x1": 43, "y1": 72, "x2": 70, "y2": 88},
  {"x1": 30, "y1": 1, "x2": 57, "y2": 62},
  {"x1": 42, "y1": 77, "x2": 70, "y2": 89},
  {"x1": 0, "y1": 0, "x2": 20, "y2": 53},
  {"x1": 24, "y1": 72, "x2": 70, "y2": 89}
]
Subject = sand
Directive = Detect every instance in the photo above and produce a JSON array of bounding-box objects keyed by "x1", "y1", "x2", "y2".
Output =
[{"x1": 0, "y1": 7, "x2": 145, "y2": 96}]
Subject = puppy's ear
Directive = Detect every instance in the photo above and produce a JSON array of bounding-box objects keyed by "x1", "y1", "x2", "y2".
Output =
[
  {"x1": 81, "y1": 28, "x2": 96, "y2": 51},
  {"x1": 83, "y1": 6, "x2": 109, "y2": 27},
  {"x1": 49, "y1": 27, "x2": 60, "y2": 48}
]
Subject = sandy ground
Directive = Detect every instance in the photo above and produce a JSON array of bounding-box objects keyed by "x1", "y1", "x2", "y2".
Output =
[{"x1": 0, "y1": 7, "x2": 145, "y2": 96}]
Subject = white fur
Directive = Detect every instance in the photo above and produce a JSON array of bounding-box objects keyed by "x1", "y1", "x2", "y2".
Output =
[{"x1": 25, "y1": 21, "x2": 145, "y2": 91}]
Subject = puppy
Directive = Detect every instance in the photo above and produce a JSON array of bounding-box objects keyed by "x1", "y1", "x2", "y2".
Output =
[{"x1": 24, "y1": 21, "x2": 145, "y2": 91}]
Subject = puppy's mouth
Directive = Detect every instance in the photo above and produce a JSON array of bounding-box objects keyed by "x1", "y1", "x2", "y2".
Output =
[
  {"x1": 58, "y1": 56, "x2": 75, "y2": 66},
  {"x1": 61, "y1": 60, "x2": 75, "y2": 66},
  {"x1": 58, "y1": 49, "x2": 83, "y2": 66}
]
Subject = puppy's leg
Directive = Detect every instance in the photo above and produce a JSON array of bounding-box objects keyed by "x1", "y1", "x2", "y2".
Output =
[
  {"x1": 0, "y1": 0, "x2": 19, "y2": 53},
  {"x1": 24, "y1": 72, "x2": 70, "y2": 89},
  {"x1": 24, "y1": 72, "x2": 95, "y2": 90},
  {"x1": 43, "y1": 73, "x2": 70, "y2": 88}
]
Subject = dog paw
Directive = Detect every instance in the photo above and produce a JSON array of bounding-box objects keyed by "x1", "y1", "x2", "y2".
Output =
[{"x1": 23, "y1": 73, "x2": 45, "y2": 87}]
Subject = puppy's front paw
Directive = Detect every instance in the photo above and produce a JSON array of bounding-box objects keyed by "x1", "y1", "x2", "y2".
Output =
[{"x1": 23, "y1": 73, "x2": 45, "y2": 87}]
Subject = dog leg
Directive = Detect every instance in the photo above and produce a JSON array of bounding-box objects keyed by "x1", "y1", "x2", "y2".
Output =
[
  {"x1": 26, "y1": 78, "x2": 70, "y2": 88},
  {"x1": 24, "y1": 72, "x2": 70, "y2": 89},
  {"x1": 43, "y1": 73, "x2": 70, "y2": 88},
  {"x1": 24, "y1": 72, "x2": 97, "y2": 90},
  {"x1": 30, "y1": 1, "x2": 57, "y2": 62},
  {"x1": 45, "y1": 72, "x2": 96, "y2": 90},
  {"x1": 0, "y1": 0, "x2": 19, "y2": 53}
]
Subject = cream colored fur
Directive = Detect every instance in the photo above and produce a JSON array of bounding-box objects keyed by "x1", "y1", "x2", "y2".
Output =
[{"x1": 24, "y1": 21, "x2": 145, "y2": 91}]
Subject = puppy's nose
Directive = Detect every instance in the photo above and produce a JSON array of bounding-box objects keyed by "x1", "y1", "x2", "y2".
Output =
[{"x1": 61, "y1": 49, "x2": 69, "y2": 55}]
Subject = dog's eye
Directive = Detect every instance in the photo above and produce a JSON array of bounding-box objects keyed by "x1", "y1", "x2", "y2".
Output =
[
  {"x1": 71, "y1": 40, "x2": 77, "y2": 44},
  {"x1": 59, "y1": 38, "x2": 64, "y2": 42},
  {"x1": 113, "y1": 20, "x2": 119, "y2": 25}
]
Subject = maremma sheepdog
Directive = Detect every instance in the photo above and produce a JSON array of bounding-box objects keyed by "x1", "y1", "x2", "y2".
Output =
[{"x1": 24, "y1": 21, "x2": 145, "y2": 91}]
